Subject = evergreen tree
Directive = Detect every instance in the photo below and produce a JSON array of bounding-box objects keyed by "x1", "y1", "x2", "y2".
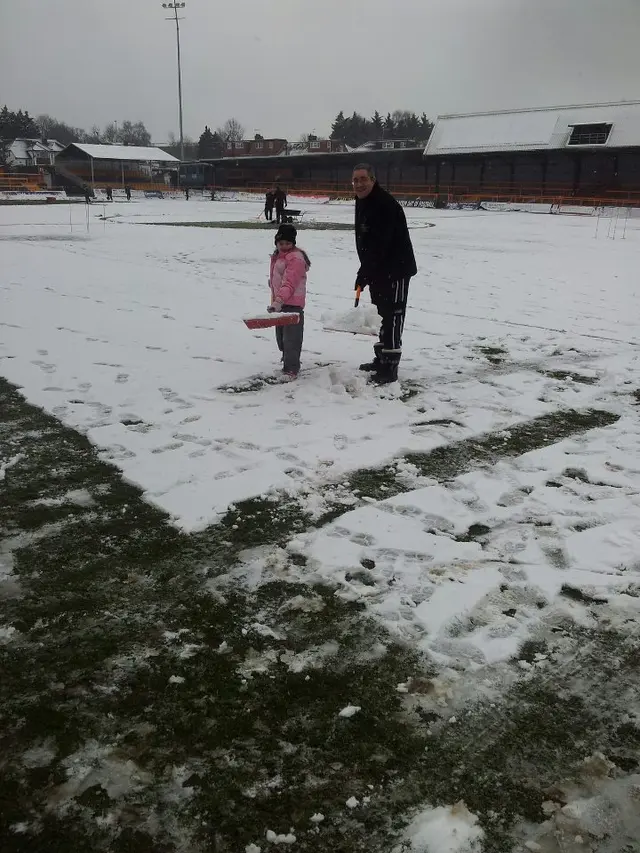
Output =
[
  {"x1": 419, "y1": 113, "x2": 434, "y2": 140},
  {"x1": 371, "y1": 111, "x2": 384, "y2": 139},
  {"x1": 0, "y1": 106, "x2": 39, "y2": 139},
  {"x1": 383, "y1": 113, "x2": 395, "y2": 138},
  {"x1": 198, "y1": 125, "x2": 222, "y2": 159},
  {"x1": 330, "y1": 111, "x2": 347, "y2": 141}
]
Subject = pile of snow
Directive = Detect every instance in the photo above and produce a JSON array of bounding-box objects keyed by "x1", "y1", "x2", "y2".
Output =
[
  {"x1": 514, "y1": 754, "x2": 640, "y2": 853},
  {"x1": 322, "y1": 304, "x2": 379, "y2": 336},
  {"x1": 0, "y1": 454, "x2": 24, "y2": 482},
  {"x1": 395, "y1": 801, "x2": 484, "y2": 853}
]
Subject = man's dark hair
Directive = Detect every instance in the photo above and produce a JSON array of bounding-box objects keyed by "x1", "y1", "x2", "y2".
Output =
[{"x1": 352, "y1": 163, "x2": 375, "y2": 178}]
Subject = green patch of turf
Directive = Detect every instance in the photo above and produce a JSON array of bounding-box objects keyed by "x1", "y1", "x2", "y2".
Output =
[
  {"x1": 455, "y1": 522, "x2": 492, "y2": 543},
  {"x1": 540, "y1": 369, "x2": 599, "y2": 385},
  {"x1": 350, "y1": 408, "x2": 618, "y2": 499},
  {"x1": 412, "y1": 418, "x2": 465, "y2": 428},
  {"x1": 476, "y1": 344, "x2": 508, "y2": 365}
]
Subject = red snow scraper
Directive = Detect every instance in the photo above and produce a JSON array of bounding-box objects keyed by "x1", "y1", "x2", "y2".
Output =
[{"x1": 243, "y1": 312, "x2": 301, "y2": 331}]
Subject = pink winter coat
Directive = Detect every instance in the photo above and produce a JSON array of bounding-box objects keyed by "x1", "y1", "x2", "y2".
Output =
[{"x1": 269, "y1": 247, "x2": 310, "y2": 309}]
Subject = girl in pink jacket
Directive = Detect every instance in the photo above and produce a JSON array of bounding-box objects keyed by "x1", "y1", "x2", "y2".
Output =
[{"x1": 268, "y1": 223, "x2": 311, "y2": 378}]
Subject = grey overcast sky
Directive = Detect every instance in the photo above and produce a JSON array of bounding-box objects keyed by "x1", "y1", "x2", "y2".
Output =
[{"x1": 2, "y1": 0, "x2": 639, "y2": 142}]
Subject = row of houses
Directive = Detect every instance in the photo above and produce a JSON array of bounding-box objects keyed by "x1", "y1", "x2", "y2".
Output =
[{"x1": 181, "y1": 135, "x2": 424, "y2": 158}]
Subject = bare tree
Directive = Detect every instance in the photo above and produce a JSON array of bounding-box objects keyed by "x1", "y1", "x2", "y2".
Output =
[
  {"x1": 118, "y1": 120, "x2": 151, "y2": 146},
  {"x1": 84, "y1": 125, "x2": 103, "y2": 143},
  {"x1": 216, "y1": 118, "x2": 245, "y2": 142},
  {"x1": 36, "y1": 114, "x2": 56, "y2": 139},
  {"x1": 103, "y1": 122, "x2": 119, "y2": 144}
]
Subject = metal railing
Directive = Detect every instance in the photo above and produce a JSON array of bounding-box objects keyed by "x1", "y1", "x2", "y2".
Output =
[
  {"x1": 206, "y1": 181, "x2": 640, "y2": 207},
  {"x1": 0, "y1": 174, "x2": 47, "y2": 191}
]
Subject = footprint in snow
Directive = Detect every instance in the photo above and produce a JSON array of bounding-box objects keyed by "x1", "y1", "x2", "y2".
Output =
[
  {"x1": 151, "y1": 441, "x2": 184, "y2": 454},
  {"x1": 172, "y1": 433, "x2": 212, "y2": 447},
  {"x1": 31, "y1": 360, "x2": 56, "y2": 374}
]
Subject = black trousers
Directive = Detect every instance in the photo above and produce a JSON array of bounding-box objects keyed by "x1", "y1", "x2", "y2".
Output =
[
  {"x1": 265, "y1": 205, "x2": 274, "y2": 220},
  {"x1": 275, "y1": 306, "x2": 304, "y2": 373},
  {"x1": 370, "y1": 278, "x2": 410, "y2": 365},
  {"x1": 275, "y1": 205, "x2": 285, "y2": 224}
]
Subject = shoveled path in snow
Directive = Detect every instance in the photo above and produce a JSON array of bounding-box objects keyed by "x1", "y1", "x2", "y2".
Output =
[{"x1": 2, "y1": 378, "x2": 640, "y2": 853}]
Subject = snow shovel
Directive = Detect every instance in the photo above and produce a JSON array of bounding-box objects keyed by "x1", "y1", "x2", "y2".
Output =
[{"x1": 243, "y1": 311, "x2": 301, "y2": 331}]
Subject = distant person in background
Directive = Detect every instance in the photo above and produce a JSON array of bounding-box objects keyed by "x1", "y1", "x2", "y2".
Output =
[
  {"x1": 83, "y1": 185, "x2": 93, "y2": 204},
  {"x1": 211, "y1": 188, "x2": 216, "y2": 201},
  {"x1": 125, "y1": 186, "x2": 132, "y2": 201},
  {"x1": 105, "y1": 186, "x2": 113, "y2": 202},
  {"x1": 274, "y1": 186, "x2": 287, "y2": 224},
  {"x1": 264, "y1": 188, "x2": 275, "y2": 221},
  {"x1": 185, "y1": 186, "x2": 190, "y2": 200}
]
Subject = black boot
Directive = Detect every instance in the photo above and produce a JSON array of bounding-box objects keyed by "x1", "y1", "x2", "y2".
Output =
[
  {"x1": 359, "y1": 344, "x2": 383, "y2": 372},
  {"x1": 369, "y1": 361, "x2": 399, "y2": 385}
]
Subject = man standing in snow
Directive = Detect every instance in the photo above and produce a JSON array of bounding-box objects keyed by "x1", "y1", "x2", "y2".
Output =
[
  {"x1": 274, "y1": 186, "x2": 287, "y2": 224},
  {"x1": 352, "y1": 163, "x2": 417, "y2": 385}
]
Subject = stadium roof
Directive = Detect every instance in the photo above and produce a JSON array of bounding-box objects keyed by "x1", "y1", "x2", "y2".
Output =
[
  {"x1": 60, "y1": 143, "x2": 179, "y2": 163},
  {"x1": 425, "y1": 101, "x2": 640, "y2": 156}
]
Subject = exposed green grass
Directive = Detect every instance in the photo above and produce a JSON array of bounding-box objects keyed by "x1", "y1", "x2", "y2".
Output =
[
  {"x1": 540, "y1": 369, "x2": 599, "y2": 385},
  {"x1": 350, "y1": 408, "x2": 619, "y2": 500}
]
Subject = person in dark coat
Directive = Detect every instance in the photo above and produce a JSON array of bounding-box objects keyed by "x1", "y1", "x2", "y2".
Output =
[
  {"x1": 125, "y1": 186, "x2": 132, "y2": 201},
  {"x1": 352, "y1": 163, "x2": 417, "y2": 385},
  {"x1": 83, "y1": 185, "x2": 93, "y2": 204},
  {"x1": 185, "y1": 186, "x2": 190, "y2": 200},
  {"x1": 264, "y1": 188, "x2": 275, "y2": 221},
  {"x1": 105, "y1": 186, "x2": 113, "y2": 201},
  {"x1": 274, "y1": 186, "x2": 287, "y2": 224}
]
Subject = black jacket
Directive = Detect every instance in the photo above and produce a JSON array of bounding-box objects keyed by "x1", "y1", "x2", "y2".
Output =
[
  {"x1": 274, "y1": 188, "x2": 287, "y2": 209},
  {"x1": 355, "y1": 182, "x2": 417, "y2": 287}
]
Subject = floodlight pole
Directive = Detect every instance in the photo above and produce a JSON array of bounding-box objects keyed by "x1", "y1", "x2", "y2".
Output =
[{"x1": 162, "y1": 2, "x2": 186, "y2": 162}]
